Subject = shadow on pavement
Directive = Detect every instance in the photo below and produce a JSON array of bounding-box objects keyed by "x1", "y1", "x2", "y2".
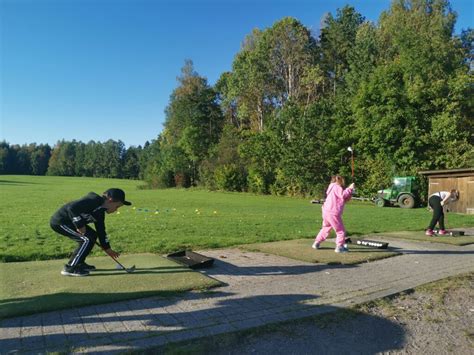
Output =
[
  {"x1": 394, "y1": 249, "x2": 474, "y2": 255},
  {"x1": 201, "y1": 258, "x2": 357, "y2": 277},
  {"x1": 164, "y1": 305, "x2": 407, "y2": 355},
  {"x1": 0, "y1": 291, "x2": 406, "y2": 354}
]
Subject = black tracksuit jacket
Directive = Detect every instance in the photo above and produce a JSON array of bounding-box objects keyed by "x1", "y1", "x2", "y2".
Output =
[{"x1": 50, "y1": 192, "x2": 111, "y2": 249}]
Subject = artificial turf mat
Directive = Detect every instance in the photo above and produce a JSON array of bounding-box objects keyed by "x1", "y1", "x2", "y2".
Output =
[
  {"x1": 366, "y1": 230, "x2": 474, "y2": 245},
  {"x1": 240, "y1": 238, "x2": 400, "y2": 265},
  {"x1": 0, "y1": 253, "x2": 221, "y2": 319}
]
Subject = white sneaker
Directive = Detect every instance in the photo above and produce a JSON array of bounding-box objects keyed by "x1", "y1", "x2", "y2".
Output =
[
  {"x1": 312, "y1": 241, "x2": 321, "y2": 249},
  {"x1": 335, "y1": 246, "x2": 349, "y2": 253}
]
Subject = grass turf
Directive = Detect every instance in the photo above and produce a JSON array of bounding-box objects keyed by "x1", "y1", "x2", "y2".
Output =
[
  {"x1": 366, "y1": 231, "x2": 474, "y2": 245},
  {"x1": 2, "y1": 175, "x2": 474, "y2": 262},
  {"x1": 0, "y1": 254, "x2": 221, "y2": 319},
  {"x1": 240, "y1": 238, "x2": 400, "y2": 265}
]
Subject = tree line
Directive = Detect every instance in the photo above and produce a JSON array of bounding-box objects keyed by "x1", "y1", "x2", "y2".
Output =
[
  {"x1": 0, "y1": 140, "x2": 144, "y2": 179},
  {"x1": 2, "y1": 0, "x2": 473, "y2": 197}
]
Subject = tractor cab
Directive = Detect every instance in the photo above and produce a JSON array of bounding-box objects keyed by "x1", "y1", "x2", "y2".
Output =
[{"x1": 374, "y1": 176, "x2": 419, "y2": 208}]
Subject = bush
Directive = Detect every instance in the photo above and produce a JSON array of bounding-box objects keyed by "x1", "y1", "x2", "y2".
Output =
[
  {"x1": 174, "y1": 172, "x2": 191, "y2": 188},
  {"x1": 146, "y1": 170, "x2": 175, "y2": 188},
  {"x1": 198, "y1": 159, "x2": 217, "y2": 190},
  {"x1": 214, "y1": 164, "x2": 247, "y2": 191},
  {"x1": 247, "y1": 168, "x2": 274, "y2": 194}
]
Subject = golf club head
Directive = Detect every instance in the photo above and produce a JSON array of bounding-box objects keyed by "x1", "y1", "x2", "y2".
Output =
[{"x1": 125, "y1": 265, "x2": 136, "y2": 273}]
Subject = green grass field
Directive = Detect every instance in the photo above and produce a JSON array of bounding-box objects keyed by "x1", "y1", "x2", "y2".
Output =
[{"x1": 1, "y1": 175, "x2": 473, "y2": 262}]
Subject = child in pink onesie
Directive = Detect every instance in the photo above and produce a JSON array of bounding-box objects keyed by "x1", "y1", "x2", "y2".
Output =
[{"x1": 312, "y1": 175, "x2": 354, "y2": 253}]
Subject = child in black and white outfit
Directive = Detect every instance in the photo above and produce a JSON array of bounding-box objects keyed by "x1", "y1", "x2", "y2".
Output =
[
  {"x1": 425, "y1": 189, "x2": 459, "y2": 236},
  {"x1": 50, "y1": 188, "x2": 131, "y2": 276}
]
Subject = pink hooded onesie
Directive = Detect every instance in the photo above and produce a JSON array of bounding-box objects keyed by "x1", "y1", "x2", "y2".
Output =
[{"x1": 315, "y1": 182, "x2": 353, "y2": 247}]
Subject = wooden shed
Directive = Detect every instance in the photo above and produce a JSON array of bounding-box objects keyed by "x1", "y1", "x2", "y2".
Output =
[{"x1": 419, "y1": 168, "x2": 474, "y2": 214}]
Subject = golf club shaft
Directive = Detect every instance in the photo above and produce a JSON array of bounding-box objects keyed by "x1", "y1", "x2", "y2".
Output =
[
  {"x1": 351, "y1": 152, "x2": 354, "y2": 181},
  {"x1": 347, "y1": 147, "x2": 354, "y2": 182},
  {"x1": 95, "y1": 242, "x2": 128, "y2": 270}
]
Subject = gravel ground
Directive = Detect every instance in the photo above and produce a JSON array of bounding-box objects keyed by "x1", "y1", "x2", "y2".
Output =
[{"x1": 163, "y1": 273, "x2": 473, "y2": 354}]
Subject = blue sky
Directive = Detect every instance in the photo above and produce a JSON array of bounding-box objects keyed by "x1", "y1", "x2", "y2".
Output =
[{"x1": 1, "y1": 0, "x2": 472, "y2": 147}]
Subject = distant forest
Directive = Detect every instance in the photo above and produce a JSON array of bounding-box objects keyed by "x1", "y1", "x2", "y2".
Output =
[{"x1": 1, "y1": 0, "x2": 473, "y2": 197}]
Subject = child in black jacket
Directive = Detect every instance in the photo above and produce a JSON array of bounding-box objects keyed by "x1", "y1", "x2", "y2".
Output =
[{"x1": 50, "y1": 188, "x2": 131, "y2": 276}]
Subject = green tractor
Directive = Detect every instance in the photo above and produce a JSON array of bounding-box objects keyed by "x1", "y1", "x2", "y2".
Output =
[{"x1": 374, "y1": 176, "x2": 420, "y2": 209}]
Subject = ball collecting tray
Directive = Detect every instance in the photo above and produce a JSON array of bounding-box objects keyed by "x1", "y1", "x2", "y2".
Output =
[
  {"x1": 167, "y1": 250, "x2": 214, "y2": 269},
  {"x1": 446, "y1": 231, "x2": 465, "y2": 237},
  {"x1": 355, "y1": 239, "x2": 389, "y2": 249}
]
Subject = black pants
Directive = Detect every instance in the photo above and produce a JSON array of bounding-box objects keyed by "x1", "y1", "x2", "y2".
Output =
[
  {"x1": 51, "y1": 223, "x2": 97, "y2": 267},
  {"x1": 428, "y1": 196, "x2": 445, "y2": 230}
]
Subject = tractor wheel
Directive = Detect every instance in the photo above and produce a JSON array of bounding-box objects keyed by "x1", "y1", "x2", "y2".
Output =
[
  {"x1": 398, "y1": 194, "x2": 415, "y2": 209},
  {"x1": 375, "y1": 198, "x2": 386, "y2": 207}
]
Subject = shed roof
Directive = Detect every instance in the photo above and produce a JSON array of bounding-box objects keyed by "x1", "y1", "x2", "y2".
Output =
[{"x1": 419, "y1": 168, "x2": 474, "y2": 178}]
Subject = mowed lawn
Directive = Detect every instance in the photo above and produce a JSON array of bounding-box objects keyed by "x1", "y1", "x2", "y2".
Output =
[{"x1": 1, "y1": 175, "x2": 474, "y2": 262}]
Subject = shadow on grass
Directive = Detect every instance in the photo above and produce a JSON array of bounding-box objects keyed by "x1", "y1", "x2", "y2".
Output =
[
  {"x1": 0, "y1": 291, "x2": 406, "y2": 354},
  {"x1": 0, "y1": 253, "x2": 71, "y2": 263},
  {"x1": 90, "y1": 266, "x2": 192, "y2": 276},
  {"x1": 0, "y1": 179, "x2": 39, "y2": 185}
]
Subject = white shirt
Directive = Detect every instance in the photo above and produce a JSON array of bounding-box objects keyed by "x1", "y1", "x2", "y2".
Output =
[
  {"x1": 429, "y1": 191, "x2": 457, "y2": 206},
  {"x1": 429, "y1": 191, "x2": 451, "y2": 200}
]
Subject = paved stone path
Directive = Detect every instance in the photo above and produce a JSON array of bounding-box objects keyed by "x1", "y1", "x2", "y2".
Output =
[{"x1": 1, "y1": 232, "x2": 473, "y2": 354}]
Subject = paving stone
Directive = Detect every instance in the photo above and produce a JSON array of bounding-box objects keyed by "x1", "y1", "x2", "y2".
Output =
[
  {"x1": 0, "y1": 339, "x2": 22, "y2": 352},
  {"x1": 201, "y1": 322, "x2": 238, "y2": 336},
  {"x1": 230, "y1": 317, "x2": 267, "y2": 330},
  {"x1": 153, "y1": 312, "x2": 182, "y2": 327},
  {"x1": 44, "y1": 334, "x2": 71, "y2": 349},
  {"x1": 165, "y1": 328, "x2": 206, "y2": 344},
  {"x1": 0, "y1": 327, "x2": 21, "y2": 341},
  {"x1": 82, "y1": 321, "x2": 109, "y2": 338},
  {"x1": 127, "y1": 334, "x2": 169, "y2": 350},
  {"x1": 20, "y1": 336, "x2": 45, "y2": 351}
]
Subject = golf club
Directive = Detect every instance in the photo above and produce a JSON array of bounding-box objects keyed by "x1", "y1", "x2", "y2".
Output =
[
  {"x1": 95, "y1": 242, "x2": 136, "y2": 273},
  {"x1": 347, "y1": 146, "x2": 354, "y2": 181}
]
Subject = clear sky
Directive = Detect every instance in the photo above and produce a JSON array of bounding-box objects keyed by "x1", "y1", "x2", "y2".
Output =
[{"x1": 1, "y1": 0, "x2": 472, "y2": 147}]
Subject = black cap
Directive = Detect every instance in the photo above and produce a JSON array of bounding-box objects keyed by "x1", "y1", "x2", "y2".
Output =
[{"x1": 104, "y1": 188, "x2": 132, "y2": 205}]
